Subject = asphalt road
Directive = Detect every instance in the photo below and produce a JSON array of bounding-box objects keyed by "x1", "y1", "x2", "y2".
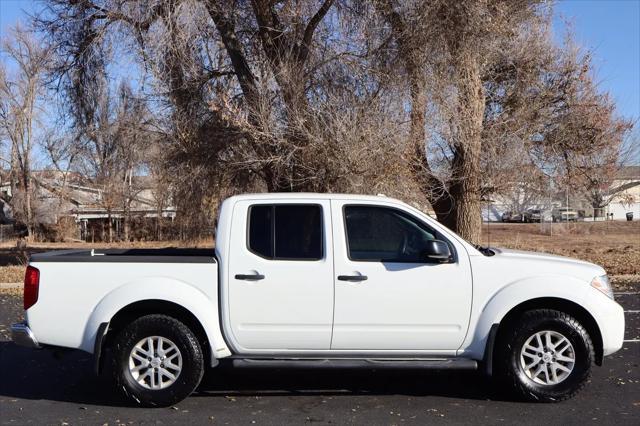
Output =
[{"x1": 0, "y1": 293, "x2": 638, "y2": 426}]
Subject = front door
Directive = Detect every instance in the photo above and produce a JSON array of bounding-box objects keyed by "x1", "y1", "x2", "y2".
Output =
[
  {"x1": 227, "y1": 199, "x2": 334, "y2": 351},
  {"x1": 331, "y1": 201, "x2": 473, "y2": 351}
]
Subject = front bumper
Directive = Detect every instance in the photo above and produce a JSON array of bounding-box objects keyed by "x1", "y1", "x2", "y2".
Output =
[
  {"x1": 596, "y1": 298, "x2": 625, "y2": 357},
  {"x1": 11, "y1": 322, "x2": 41, "y2": 349}
]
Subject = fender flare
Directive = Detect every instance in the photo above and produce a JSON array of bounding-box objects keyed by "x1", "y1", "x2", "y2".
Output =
[
  {"x1": 465, "y1": 275, "x2": 594, "y2": 364},
  {"x1": 82, "y1": 277, "x2": 231, "y2": 368}
]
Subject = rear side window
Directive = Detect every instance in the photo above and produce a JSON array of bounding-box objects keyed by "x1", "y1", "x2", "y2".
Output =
[
  {"x1": 248, "y1": 205, "x2": 273, "y2": 258},
  {"x1": 248, "y1": 204, "x2": 323, "y2": 260}
]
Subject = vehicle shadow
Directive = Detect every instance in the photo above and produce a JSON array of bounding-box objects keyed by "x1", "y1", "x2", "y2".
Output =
[
  {"x1": 0, "y1": 341, "x2": 125, "y2": 407},
  {"x1": 197, "y1": 364, "x2": 507, "y2": 401},
  {"x1": 0, "y1": 342, "x2": 509, "y2": 406}
]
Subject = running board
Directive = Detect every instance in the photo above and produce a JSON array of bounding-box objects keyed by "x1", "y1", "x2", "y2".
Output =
[{"x1": 231, "y1": 358, "x2": 478, "y2": 370}]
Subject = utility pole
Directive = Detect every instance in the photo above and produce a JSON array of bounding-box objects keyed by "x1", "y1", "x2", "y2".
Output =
[
  {"x1": 565, "y1": 187, "x2": 569, "y2": 223},
  {"x1": 549, "y1": 175, "x2": 553, "y2": 236}
]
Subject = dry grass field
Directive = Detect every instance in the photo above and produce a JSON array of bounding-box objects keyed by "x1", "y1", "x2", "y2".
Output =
[
  {"x1": 0, "y1": 221, "x2": 637, "y2": 288},
  {"x1": 484, "y1": 221, "x2": 640, "y2": 284}
]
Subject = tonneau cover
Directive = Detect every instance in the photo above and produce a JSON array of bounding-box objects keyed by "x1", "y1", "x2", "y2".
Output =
[{"x1": 30, "y1": 248, "x2": 216, "y2": 263}]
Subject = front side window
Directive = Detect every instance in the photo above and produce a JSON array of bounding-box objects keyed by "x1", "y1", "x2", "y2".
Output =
[
  {"x1": 248, "y1": 204, "x2": 323, "y2": 260},
  {"x1": 344, "y1": 205, "x2": 440, "y2": 262}
]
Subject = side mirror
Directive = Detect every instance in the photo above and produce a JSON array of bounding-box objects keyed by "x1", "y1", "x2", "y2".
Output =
[{"x1": 421, "y1": 240, "x2": 453, "y2": 263}]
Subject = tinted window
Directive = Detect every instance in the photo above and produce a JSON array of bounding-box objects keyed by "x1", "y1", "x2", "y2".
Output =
[
  {"x1": 248, "y1": 204, "x2": 323, "y2": 260},
  {"x1": 248, "y1": 205, "x2": 273, "y2": 258},
  {"x1": 344, "y1": 206, "x2": 437, "y2": 262},
  {"x1": 274, "y1": 205, "x2": 323, "y2": 259}
]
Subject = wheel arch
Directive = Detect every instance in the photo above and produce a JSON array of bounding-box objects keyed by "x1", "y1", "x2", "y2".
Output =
[
  {"x1": 96, "y1": 299, "x2": 218, "y2": 374},
  {"x1": 488, "y1": 297, "x2": 603, "y2": 373},
  {"x1": 83, "y1": 276, "x2": 231, "y2": 375}
]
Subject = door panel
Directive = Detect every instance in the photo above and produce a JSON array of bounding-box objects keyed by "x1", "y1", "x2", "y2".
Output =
[
  {"x1": 227, "y1": 199, "x2": 334, "y2": 351},
  {"x1": 331, "y1": 201, "x2": 473, "y2": 351}
]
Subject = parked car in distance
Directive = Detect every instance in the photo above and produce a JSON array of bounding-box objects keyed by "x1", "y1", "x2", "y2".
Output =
[
  {"x1": 524, "y1": 209, "x2": 543, "y2": 223},
  {"x1": 552, "y1": 207, "x2": 578, "y2": 222},
  {"x1": 501, "y1": 211, "x2": 526, "y2": 223},
  {"x1": 12, "y1": 193, "x2": 624, "y2": 407}
]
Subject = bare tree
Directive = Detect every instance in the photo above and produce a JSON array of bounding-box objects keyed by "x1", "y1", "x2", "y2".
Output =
[
  {"x1": 373, "y1": 0, "x2": 548, "y2": 243},
  {"x1": 33, "y1": 0, "x2": 633, "y2": 243},
  {"x1": 563, "y1": 123, "x2": 635, "y2": 217},
  {"x1": 38, "y1": 0, "x2": 339, "y2": 191},
  {"x1": 0, "y1": 25, "x2": 52, "y2": 239},
  {"x1": 38, "y1": 0, "x2": 399, "y2": 226},
  {"x1": 529, "y1": 37, "x2": 635, "y2": 216},
  {"x1": 69, "y1": 73, "x2": 150, "y2": 242}
]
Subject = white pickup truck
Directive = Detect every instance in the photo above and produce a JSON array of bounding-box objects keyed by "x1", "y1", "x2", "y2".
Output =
[{"x1": 12, "y1": 193, "x2": 624, "y2": 406}]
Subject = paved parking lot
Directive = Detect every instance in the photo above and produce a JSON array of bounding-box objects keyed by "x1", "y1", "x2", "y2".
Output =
[{"x1": 1, "y1": 292, "x2": 638, "y2": 425}]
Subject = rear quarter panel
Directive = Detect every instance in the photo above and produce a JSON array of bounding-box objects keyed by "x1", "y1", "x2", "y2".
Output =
[{"x1": 26, "y1": 261, "x2": 230, "y2": 357}]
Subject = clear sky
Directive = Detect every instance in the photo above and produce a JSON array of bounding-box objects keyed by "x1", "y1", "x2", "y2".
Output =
[
  {"x1": 0, "y1": 0, "x2": 38, "y2": 62},
  {"x1": 553, "y1": 0, "x2": 640, "y2": 124},
  {"x1": 1, "y1": 0, "x2": 639, "y2": 122},
  {"x1": 0, "y1": 0, "x2": 35, "y2": 35}
]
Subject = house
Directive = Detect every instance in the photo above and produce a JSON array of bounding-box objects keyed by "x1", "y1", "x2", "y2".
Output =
[
  {"x1": 481, "y1": 166, "x2": 640, "y2": 222},
  {"x1": 605, "y1": 165, "x2": 640, "y2": 220},
  {"x1": 1, "y1": 171, "x2": 176, "y2": 241},
  {"x1": 481, "y1": 185, "x2": 552, "y2": 222}
]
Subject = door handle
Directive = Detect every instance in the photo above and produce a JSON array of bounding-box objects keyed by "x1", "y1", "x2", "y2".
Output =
[
  {"x1": 338, "y1": 275, "x2": 368, "y2": 282},
  {"x1": 235, "y1": 274, "x2": 265, "y2": 281}
]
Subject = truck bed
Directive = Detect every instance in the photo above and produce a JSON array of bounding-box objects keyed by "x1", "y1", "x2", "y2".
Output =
[{"x1": 30, "y1": 248, "x2": 216, "y2": 263}]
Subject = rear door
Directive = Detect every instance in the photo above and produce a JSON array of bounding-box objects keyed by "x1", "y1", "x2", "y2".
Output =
[
  {"x1": 330, "y1": 200, "x2": 473, "y2": 352},
  {"x1": 227, "y1": 199, "x2": 334, "y2": 351}
]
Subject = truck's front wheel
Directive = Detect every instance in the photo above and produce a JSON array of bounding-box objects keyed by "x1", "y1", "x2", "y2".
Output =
[
  {"x1": 110, "y1": 314, "x2": 204, "y2": 407},
  {"x1": 496, "y1": 309, "x2": 594, "y2": 402}
]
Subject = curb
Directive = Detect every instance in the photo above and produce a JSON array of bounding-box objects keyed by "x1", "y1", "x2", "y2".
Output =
[{"x1": 0, "y1": 283, "x2": 22, "y2": 290}]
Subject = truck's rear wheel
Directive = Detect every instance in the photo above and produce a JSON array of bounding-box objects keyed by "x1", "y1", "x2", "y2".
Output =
[
  {"x1": 110, "y1": 314, "x2": 204, "y2": 407},
  {"x1": 495, "y1": 309, "x2": 594, "y2": 402}
]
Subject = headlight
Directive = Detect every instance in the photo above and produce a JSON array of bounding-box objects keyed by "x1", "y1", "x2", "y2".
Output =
[{"x1": 591, "y1": 274, "x2": 613, "y2": 300}]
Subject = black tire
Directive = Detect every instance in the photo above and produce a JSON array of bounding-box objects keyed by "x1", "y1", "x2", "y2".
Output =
[
  {"x1": 110, "y1": 314, "x2": 205, "y2": 407},
  {"x1": 495, "y1": 309, "x2": 594, "y2": 402}
]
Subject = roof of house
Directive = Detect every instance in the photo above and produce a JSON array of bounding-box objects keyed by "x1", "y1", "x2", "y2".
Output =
[{"x1": 616, "y1": 166, "x2": 640, "y2": 180}]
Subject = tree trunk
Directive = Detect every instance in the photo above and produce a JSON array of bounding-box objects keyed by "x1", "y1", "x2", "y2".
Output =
[
  {"x1": 123, "y1": 193, "x2": 130, "y2": 242},
  {"x1": 24, "y1": 177, "x2": 33, "y2": 241},
  {"x1": 589, "y1": 191, "x2": 605, "y2": 218},
  {"x1": 10, "y1": 144, "x2": 18, "y2": 202},
  {"x1": 107, "y1": 211, "x2": 113, "y2": 243},
  {"x1": 156, "y1": 206, "x2": 162, "y2": 241},
  {"x1": 592, "y1": 202, "x2": 605, "y2": 219},
  {"x1": 20, "y1": 165, "x2": 34, "y2": 241},
  {"x1": 405, "y1": 75, "x2": 474, "y2": 238},
  {"x1": 427, "y1": 54, "x2": 485, "y2": 244},
  {"x1": 124, "y1": 213, "x2": 130, "y2": 241},
  {"x1": 408, "y1": 81, "x2": 427, "y2": 166},
  {"x1": 450, "y1": 55, "x2": 484, "y2": 243}
]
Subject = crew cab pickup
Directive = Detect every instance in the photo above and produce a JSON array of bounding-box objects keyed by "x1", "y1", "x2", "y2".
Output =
[{"x1": 12, "y1": 194, "x2": 624, "y2": 406}]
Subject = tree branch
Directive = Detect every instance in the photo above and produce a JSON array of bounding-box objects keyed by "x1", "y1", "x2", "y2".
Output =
[
  {"x1": 205, "y1": 1, "x2": 258, "y2": 106},
  {"x1": 298, "y1": 0, "x2": 334, "y2": 63}
]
